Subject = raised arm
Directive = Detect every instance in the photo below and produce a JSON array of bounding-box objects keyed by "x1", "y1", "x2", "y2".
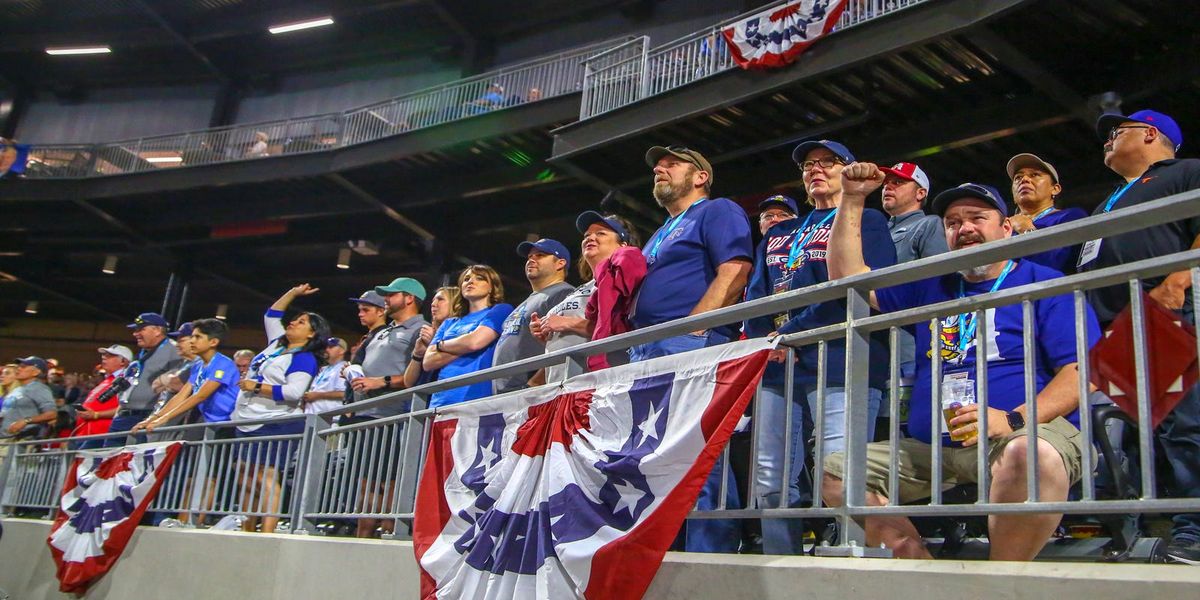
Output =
[
  {"x1": 829, "y1": 162, "x2": 887, "y2": 310},
  {"x1": 266, "y1": 284, "x2": 320, "y2": 340}
]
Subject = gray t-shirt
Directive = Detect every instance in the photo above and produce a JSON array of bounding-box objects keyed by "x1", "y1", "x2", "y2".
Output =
[
  {"x1": 358, "y1": 315, "x2": 428, "y2": 417},
  {"x1": 544, "y1": 280, "x2": 596, "y2": 384},
  {"x1": 0, "y1": 380, "x2": 56, "y2": 435},
  {"x1": 125, "y1": 339, "x2": 183, "y2": 410},
  {"x1": 493, "y1": 281, "x2": 575, "y2": 393}
]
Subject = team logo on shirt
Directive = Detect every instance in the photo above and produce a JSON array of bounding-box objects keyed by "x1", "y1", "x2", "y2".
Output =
[
  {"x1": 214, "y1": 370, "x2": 225, "y2": 378},
  {"x1": 931, "y1": 316, "x2": 966, "y2": 365}
]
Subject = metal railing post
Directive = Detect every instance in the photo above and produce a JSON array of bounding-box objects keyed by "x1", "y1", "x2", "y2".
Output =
[
  {"x1": 837, "y1": 288, "x2": 871, "y2": 549},
  {"x1": 290, "y1": 413, "x2": 331, "y2": 535}
]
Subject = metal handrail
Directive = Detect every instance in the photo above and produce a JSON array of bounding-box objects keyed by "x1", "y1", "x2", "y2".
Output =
[
  {"x1": 580, "y1": 0, "x2": 932, "y2": 119},
  {"x1": 18, "y1": 37, "x2": 631, "y2": 180}
]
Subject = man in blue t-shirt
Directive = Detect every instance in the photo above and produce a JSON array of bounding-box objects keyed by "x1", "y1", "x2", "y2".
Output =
[
  {"x1": 134, "y1": 318, "x2": 239, "y2": 431},
  {"x1": 821, "y1": 169, "x2": 1101, "y2": 562},
  {"x1": 629, "y1": 145, "x2": 753, "y2": 361}
]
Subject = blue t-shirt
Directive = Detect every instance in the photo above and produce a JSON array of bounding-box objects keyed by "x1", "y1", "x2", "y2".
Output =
[
  {"x1": 876, "y1": 260, "x2": 1101, "y2": 446},
  {"x1": 745, "y1": 207, "x2": 896, "y2": 387},
  {"x1": 631, "y1": 197, "x2": 753, "y2": 331},
  {"x1": 189, "y1": 352, "x2": 239, "y2": 423},
  {"x1": 1024, "y1": 207, "x2": 1088, "y2": 275},
  {"x1": 429, "y1": 304, "x2": 515, "y2": 408}
]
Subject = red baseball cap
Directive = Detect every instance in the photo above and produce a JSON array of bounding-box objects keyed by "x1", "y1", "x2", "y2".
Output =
[{"x1": 879, "y1": 162, "x2": 930, "y2": 190}]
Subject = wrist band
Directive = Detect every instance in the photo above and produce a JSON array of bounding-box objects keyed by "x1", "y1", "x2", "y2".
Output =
[
  {"x1": 254, "y1": 382, "x2": 263, "y2": 395},
  {"x1": 436, "y1": 341, "x2": 444, "y2": 353}
]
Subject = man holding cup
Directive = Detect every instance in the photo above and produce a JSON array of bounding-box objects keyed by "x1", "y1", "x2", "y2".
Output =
[{"x1": 819, "y1": 170, "x2": 1102, "y2": 561}]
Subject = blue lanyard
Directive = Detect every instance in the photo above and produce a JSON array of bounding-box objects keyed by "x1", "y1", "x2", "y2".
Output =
[
  {"x1": 251, "y1": 344, "x2": 299, "y2": 382},
  {"x1": 647, "y1": 198, "x2": 705, "y2": 263},
  {"x1": 1030, "y1": 206, "x2": 1056, "y2": 221},
  {"x1": 956, "y1": 260, "x2": 1016, "y2": 354},
  {"x1": 787, "y1": 208, "x2": 837, "y2": 269},
  {"x1": 1101, "y1": 179, "x2": 1138, "y2": 213}
]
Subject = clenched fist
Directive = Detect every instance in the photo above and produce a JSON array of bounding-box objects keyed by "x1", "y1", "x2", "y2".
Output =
[{"x1": 840, "y1": 162, "x2": 886, "y2": 201}]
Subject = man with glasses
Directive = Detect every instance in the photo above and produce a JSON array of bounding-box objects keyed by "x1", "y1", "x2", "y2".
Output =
[
  {"x1": 1082, "y1": 109, "x2": 1200, "y2": 565},
  {"x1": 757, "y1": 195, "x2": 798, "y2": 236},
  {"x1": 1006, "y1": 153, "x2": 1087, "y2": 274}
]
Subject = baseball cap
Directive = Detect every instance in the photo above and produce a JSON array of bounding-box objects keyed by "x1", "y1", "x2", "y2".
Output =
[
  {"x1": 326, "y1": 337, "x2": 348, "y2": 350},
  {"x1": 349, "y1": 290, "x2": 387, "y2": 308},
  {"x1": 791, "y1": 139, "x2": 855, "y2": 165},
  {"x1": 1096, "y1": 109, "x2": 1183, "y2": 150},
  {"x1": 516, "y1": 238, "x2": 571, "y2": 264},
  {"x1": 15, "y1": 356, "x2": 48, "y2": 373},
  {"x1": 1006, "y1": 153, "x2": 1060, "y2": 184},
  {"x1": 645, "y1": 146, "x2": 715, "y2": 185},
  {"x1": 127, "y1": 312, "x2": 169, "y2": 329},
  {"x1": 576, "y1": 211, "x2": 631, "y2": 244},
  {"x1": 167, "y1": 322, "x2": 194, "y2": 339},
  {"x1": 932, "y1": 183, "x2": 1009, "y2": 217},
  {"x1": 879, "y1": 162, "x2": 931, "y2": 190},
  {"x1": 97, "y1": 345, "x2": 134, "y2": 362},
  {"x1": 375, "y1": 277, "x2": 427, "y2": 301},
  {"x1": 757, "y1": 195, "x2": 799, "y2": 215}
]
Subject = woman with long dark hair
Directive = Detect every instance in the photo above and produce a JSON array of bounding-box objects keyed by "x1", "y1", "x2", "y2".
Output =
[
  {"x1": 233, "y1": 283, "x2": 329, "y2": 533},
  {"x1": 422, "y1": 266, "x2": 513, "y2": 407}
]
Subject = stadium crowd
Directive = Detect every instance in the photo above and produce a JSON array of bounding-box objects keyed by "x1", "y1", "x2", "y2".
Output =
[{"x1": 2, "y1": 108, "x2": 1198, "y2": 564}]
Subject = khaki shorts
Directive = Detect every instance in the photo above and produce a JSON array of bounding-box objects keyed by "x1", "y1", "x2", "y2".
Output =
[{"x1": 823, "y1": 416, "x2": 1086, "y2": 504}]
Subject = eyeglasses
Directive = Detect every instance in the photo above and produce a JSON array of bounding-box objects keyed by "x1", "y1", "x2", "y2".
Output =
[
  {"x1": 798, "y1": 157, "x2": 844, "y2": 172},
  {"x1": 1107, "y1": 125, "x2": 1152, "y2": 141},
  {"x1": 759, "y1": 210, "x2": 795, "y2": 222}
]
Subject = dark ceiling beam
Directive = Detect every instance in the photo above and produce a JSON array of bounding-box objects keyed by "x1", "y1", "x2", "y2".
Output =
[
  {"x1": 0, "y1": 271, "x2": 127, "y2": 321},
  {"x1": 426, "y1": 0, "x2": 478, "y2": 67},
  {"x1": 968, "y1": 28, "x2": 1089, "y2": 124},
  {"x1": 326, "y1": 173, "x2": 436, "y2": 242},
  {"x1": 129, "y1": 0, "x2": 231, "y2": 84}
]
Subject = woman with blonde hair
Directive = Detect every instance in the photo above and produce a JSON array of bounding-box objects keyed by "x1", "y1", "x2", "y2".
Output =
[
  {"x1": 404, "y1": 286, "x2": 464, "y2": 389},
  {"x1": 0, "y1": 364, "x2": 20, "y2": 410},
  {"x1": 422, "y1": 266, "x2": 513, "y2": 407}
]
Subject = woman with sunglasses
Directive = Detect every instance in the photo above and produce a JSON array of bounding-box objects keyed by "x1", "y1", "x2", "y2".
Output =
[
  {"x1": 422, "y1": 267, "x2": 513, "y2": 407},
  {"x1": 232, "y1": 283, "x2": 330, "y2": 533}
]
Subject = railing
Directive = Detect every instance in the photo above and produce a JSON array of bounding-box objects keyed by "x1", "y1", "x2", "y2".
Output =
[
  {"x1": 18, "y1": 38, "x2": 629, "y2": 180},
  {"x1": 4, "y1": 189, "x2": 1200, "y2": 558},
  {"x1": 580, "y1": 0, "x2": 932, "y2": 119}
]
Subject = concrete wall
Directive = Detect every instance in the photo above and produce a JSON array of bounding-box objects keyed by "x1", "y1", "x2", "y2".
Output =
[{"x1": 1, "y1": 519, "x2": 1196, "y2": 600}]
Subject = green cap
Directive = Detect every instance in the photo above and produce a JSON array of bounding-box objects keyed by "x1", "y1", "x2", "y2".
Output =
[{"x1": 375, "y1": 277, "x2": 427, "y2": 301}]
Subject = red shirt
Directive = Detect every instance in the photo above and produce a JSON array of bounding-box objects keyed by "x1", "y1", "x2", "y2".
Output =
[
  {"x1": 585, "y1": 246, "x2": 647, "y2": 371},
  {"x1": 74, "y1": 373, "x2": 120, "y2": 437}
]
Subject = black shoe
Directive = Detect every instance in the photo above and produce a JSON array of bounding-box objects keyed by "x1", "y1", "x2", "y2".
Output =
[{"x1": 1166, "y1": 540, "x2": 1200, "y2": 565}]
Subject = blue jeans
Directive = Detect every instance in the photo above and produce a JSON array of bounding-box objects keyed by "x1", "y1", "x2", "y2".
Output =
[
  {"x1": 754, "y1": 382, "x2": 812, "y2": 554},
  {"x1": 1159, "y1": 384, "x2": 1200, "y2": 543},
  {"x1": 628, "y1": 329, "x2": 730, "y2": 362},
  {"x1": 102, "y1": 413, "x2": 148, "y2": 448},
  {"x1": 807, "y1": 387, "x2": 882, "y2": 460}
]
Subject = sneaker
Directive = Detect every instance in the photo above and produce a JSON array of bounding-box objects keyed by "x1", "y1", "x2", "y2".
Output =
[{"x1": 1166, "y1": 540, "x2": 1200, "y2": 565}]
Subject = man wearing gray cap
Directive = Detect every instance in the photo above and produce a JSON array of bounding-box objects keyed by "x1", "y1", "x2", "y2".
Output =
[
  {"x1": 1006, "y1": 153, "x2": 1087, "y2": 274},
  {"x1": 1, "y1": 357, "x2": 56, "y2": 440}
]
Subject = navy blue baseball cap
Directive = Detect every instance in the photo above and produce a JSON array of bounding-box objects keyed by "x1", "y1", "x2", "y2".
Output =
[
  {"x1": 127, "y1": 312, "x2": 169, "y2": 329},
  {"x1": 349, "y1": 290, "x2": 387, "y2": 308},
  {"x1": 792, "y1": 139, "x2": 855, "y2": 165},
  {"x1": 576, "y1": 211, "x2": 631, "y2": 244},
  {"x1": 516, "y1": 238, "x2": 571, "y2": 264},
  {"x1": 757, "y1": 195, "x2": 799, "y2": 215},
  {"x1": 167, "y1": 322, "x2": 194, "y2": 339},
  {"x1": 16, "y1": 356, "x2": 48, "y2": 373},
  {"x1": 1096, "y1": 109, "x2": 1183, "y2": 150},
  {"x1": 932, "y1": 183, "x2": 1009, "y2": 217}
]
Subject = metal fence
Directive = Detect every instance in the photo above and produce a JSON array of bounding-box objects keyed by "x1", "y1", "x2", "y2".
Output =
[
  {"x1": 18, "y1": 38, "x2": 629, "y2": 180},
  {"x1": 580, "y1": 0, "x2": 932, "y2": 119},
  {"x1": 3, "y1": 188, "x2": 1199, "y2": 559}
]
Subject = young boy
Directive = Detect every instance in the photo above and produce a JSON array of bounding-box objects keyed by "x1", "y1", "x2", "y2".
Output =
[{"x1": 135, "y1": 318, "x2": 239, "y2": 431}]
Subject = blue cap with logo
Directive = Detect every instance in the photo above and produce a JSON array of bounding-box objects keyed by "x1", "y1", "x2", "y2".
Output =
[
  {"x1": 516, "y1": 238, "x2": 571, "y2": 264},
  {"x1": 15, "y1": 356, "x2": 48, "y2": 373},
  {"x1": 792, "y1": 139, "x2": 855, "y2": 165},
  {"x1": 576, "y1": 211, "x2": 631, "y2": 244},
  {"x1": 1096, "y1": 109, "x2": 1183, "y2": 150},
  {"x1": 167, "y1": 322, "x2": 194, "y2": 339},
  {"x1": 757, "y1": 194, "x2": 799, "y2": 215},
  {"x1": 932, "y1": 183, "x2": 1009, "y2": 217},
  {"x1": 127, "y1": 312, "x2": 170, "y2": 329}
]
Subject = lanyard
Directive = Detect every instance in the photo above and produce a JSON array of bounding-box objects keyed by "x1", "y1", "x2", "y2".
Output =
[
  {"x1": 1101, "y1": 179, "x2": 1139, "y2": 213},
  {"x1": 787, "y1": 208, "x2": 837, "y2": 269},
  {"x1": 647, "y1": 198, "x2": 706, "y2": 263},
  {"x1": 251, "y1": 344, "x2": 300, "y2": 382},
  {"x1": 956, "y1": 260, "x2": 1016, "y2": 354},
  {"x1": 1030, "y1": 206, "x2": 1056, "y2": 221}
]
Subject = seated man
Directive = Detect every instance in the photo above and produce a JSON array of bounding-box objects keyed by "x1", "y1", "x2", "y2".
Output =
[{"x1": 821, "y1": 165, "x2": 1102, "y2": 561}]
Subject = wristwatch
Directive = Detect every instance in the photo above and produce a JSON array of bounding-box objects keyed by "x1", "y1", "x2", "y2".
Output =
[
  {"x1": 383, "y1": 375, "x2": 393, "y2": 388},
  {"x1": 254, "y1": 382, "x2": 263, "y2": 395},
  {"x1": 1006, "y1": 410, "x2": 1026, "y2": 432}
]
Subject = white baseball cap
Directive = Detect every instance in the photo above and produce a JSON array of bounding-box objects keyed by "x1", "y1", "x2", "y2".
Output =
[{"x1": 97, "y1": 344, "x2": 134, "y2": 362}]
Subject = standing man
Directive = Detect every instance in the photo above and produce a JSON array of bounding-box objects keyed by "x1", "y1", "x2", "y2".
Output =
[
  {"x1": 757, "y1": 195, "x2": 798, "y2": 235},
  {"x1": 233, "y1": 349, "x2": 255, "y2": 378},
  {"x1": 631, "y1": 145, "x2": 753, "y2": 553},
  {"x1": 493, "y1": 238, "x2": 574, "y2": 393},
  {"x1": 1082, "y1": 109, "x2": 1200, "y2": 564},
  {"x1": 105, "y1": 312, "x2": 182, "y2": 447},
  {"x1": 73, "y1": 346, "x2": 134, "y2": 449},
  {"x1": 1006, "y1": 153, "x2": 1087, "y2": 273},
  {"x1": 630, "y1": 145, "x2": 753, "y2": 360},
  {"x1": 1, "y1": 357, "x2": 56, "y2": 440}
]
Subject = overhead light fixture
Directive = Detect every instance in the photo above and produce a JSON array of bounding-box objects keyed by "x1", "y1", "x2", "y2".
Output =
[
  {"x1": 336, "y1": 247, "x2": 352, "y2": 269},
  {"x1": 25, "y1": 300, "x2": 39, "y2": 314},
  {"x1": 102, "y1": 255, "x2": 119, "y2": 275},
  {"x1": 46, "y1": 46, "x2": 112, "y2": 56},
  {"x1": 348, "y1": 240, "x2": 379, "y2": 256},
  {"x1": 268, "y1": 17, "x2": 334, "y2": 35},
  {"x1": 215, "y1": 304, "x2": 229, "y2": 320},
  {"x1": 145, "y1": 156, "x2": 183, "y2": 164}
]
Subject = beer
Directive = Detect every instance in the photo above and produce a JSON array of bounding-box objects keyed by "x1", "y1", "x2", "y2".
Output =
[
  {"x1": 942, "y1": 402, "x2": 978, "y2": 443},
  {"x1": 940, "y1": 378, "x2": 977, "y2": 443}
]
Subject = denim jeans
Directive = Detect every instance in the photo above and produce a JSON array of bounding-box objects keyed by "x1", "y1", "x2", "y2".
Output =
[
  {"x1": 1158, "y1": 384, "x2": 1200, "y2": 543},
  {"x1": 102, "y1": 413, "x2": 148, "y2": 448},
  {"x1": 754, "y1": 382, "x2": 812, "y2": 554},
  {"x1": 807, "y1": 386, "x2": 883, "y2": 460},
  {"x1": 628, "y1": 329, "x2": 730, "y2": 362}
]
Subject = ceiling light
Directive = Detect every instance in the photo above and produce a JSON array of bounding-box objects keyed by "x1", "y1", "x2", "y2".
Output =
[
  {"x1": 336, "y1": 247, "x2": 352, "y2": 269},
  {"x1": 25, "y1": 300, "x2": 39, "y2": 314},
  {"x1": 102, "y1": 255, "x2": 118, "y2": 275},
  {"x1": 46, "y1": 46, "x2": 112, "y2": 56},
  {"x1": 268, "y1": 17, "x2": 334, "y2": 35},
  {"x1": 215, "y1": 304, "x2": 228, "y2": 320},
  {"x1": 145, "y1": 156, "x2": 183, "y2": 164}
]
